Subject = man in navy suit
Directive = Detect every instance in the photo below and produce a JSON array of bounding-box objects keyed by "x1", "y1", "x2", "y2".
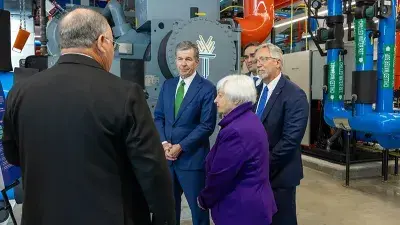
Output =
[
  {"x1": 254, "y1": 43, "x2": 309, "y2": 225},
  {"x1": 154, "y1": 41, "x2": 217, "y2": 225}
]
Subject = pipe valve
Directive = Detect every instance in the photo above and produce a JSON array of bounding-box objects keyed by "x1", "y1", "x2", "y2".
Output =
[
  {"x1": 325, "y1": 15, "x2": 345, "y2": 50},
  {"x1": 377, "y1": 0, "x2": 393, "y2": 18},
  {"x1": 316, "y1": 28, "x2": 329, "y2": 43}
]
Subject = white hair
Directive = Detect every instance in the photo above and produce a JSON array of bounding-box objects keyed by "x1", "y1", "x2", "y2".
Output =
[
  {"x1": 216, "y1": 75, "x2": 257, "y2": 105},
  {"x1": 255, "y1": 43, "x2": 284, "y2": 69}
]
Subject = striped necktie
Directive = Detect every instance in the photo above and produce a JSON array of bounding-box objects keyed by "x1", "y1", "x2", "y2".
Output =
[{"x1": 256, "y1": 86, "x2": 268, "y2": 118}]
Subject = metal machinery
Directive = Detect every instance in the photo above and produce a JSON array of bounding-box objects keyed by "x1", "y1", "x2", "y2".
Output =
[
  {"x1": 43, "y1": 0, "x2": 277, "y2": 113},
  {"x1": 295, "y1": 0, "x2": 400, "y2": 184}
]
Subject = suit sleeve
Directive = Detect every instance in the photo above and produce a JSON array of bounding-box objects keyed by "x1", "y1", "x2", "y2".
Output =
[
  {"x1": 153, "y1": 81, "x2": 167, "y2": 142},
  {"x1": 270, "y1": 89, "x2": 309, "y2": 171},
  {"x1": 124, "y1": 84, "x2": 175, "y2": 225},
  {"x1": 179, "y1": 86, "x2": 217, "y2": 152},
  {"x1": 198, "y1": 129, "x2": 245, "y2": 209},
  {"x1": 2, "y1": 88, "x2": 20, "y2": 166}
]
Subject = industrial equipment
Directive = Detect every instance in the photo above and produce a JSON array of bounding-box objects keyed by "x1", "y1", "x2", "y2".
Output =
[
  {"x1": 304, "y1": 0, "x2": 400, "y2": 183},
  {"x1": 42, "y1": 0, "x2": 279, "y2": 113}
]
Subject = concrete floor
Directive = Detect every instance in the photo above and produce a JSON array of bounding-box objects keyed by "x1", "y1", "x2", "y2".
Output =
[{"x1": 7, "y1": 167, "x2": 400, "y2": 225}]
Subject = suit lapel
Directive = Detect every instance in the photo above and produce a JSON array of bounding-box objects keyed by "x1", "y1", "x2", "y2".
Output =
[
  {"x1": 174, "y1": 74, "x2": 202, "y2": 123},
  {"x1": 166, "y1": 78, "x2": 179, "y2": 123},
  {"x1": 261, "y1": 76, "x2": 286, "y2": 122}
]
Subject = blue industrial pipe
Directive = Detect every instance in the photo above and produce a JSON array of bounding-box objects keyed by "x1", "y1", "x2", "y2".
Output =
[
  {"x1": 0, "y1": 0, "x2": 3, "y2": 9},
  {"x1": 377, "y1": 2, "x2": 397, "y2": 113},
  {"x1": 323, "y1": 0, "x2": 400, "y2": 149},
  {"x1": 324, "y1": 0, "x2": 349, "y2": 121},
  {"x1": 354, "y1": 18, "x2": 374, "y2": 116}
]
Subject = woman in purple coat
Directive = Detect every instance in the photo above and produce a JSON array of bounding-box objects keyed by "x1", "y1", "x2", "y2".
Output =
[{"x1": 197, "y1": 75, "x2": 277, "y2": 225}]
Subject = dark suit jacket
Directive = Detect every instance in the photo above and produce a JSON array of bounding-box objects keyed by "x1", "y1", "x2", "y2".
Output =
[
  {"x1": 154, "y1": 73, "x2": 217, "y2": 170},
  {"x1": 1, "y1": 54, "x2": 175, "y2": 225},
  {"x1": 255, "y1": 75, "x2": 309, "y2": 188}
]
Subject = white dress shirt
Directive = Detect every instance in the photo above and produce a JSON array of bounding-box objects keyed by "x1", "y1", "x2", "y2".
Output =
[
  {"x1": 249, "y1": 72, "x2": 262, "y2": 86},
  {"x1": 175, "y1": 71, "x2": 197, "y2": 97},
  {"x1": 255, "y1": 73, "x2": 282, "y2": 113}
]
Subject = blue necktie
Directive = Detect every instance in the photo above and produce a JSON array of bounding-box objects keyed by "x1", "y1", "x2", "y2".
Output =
[
  {"x1": 253, "y1": 77, "x2": 258, "y2": 85},
  {"x1": 256, "y1": 86, "x2": 268, "y2": 118}
]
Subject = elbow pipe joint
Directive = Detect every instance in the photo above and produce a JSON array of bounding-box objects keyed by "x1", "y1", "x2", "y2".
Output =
[
  {"x1": 234, "y1": 0, "x2": 274, "y2": 48},
  {"x1": 102, "y1": 0, "x2": 131, "y2": 37},
  {"x1": 324, "y1": 103, "x2": 400, "y2": 149}
]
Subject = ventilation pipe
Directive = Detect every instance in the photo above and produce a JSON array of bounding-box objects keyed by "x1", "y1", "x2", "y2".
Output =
[{"x1": 234, "y1": 0, "x2": 274, "y2": 47}]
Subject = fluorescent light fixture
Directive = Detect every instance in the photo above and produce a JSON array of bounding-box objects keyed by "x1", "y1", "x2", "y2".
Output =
[{"x1": 275, "y1": 2, "x2": 356, "y2": 28}]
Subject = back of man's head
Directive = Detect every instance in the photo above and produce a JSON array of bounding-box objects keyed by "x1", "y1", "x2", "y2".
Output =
[
  {"x1": 59, "y1": 8, "x2": 109, "y2": 50},
  {"x1": 58, "y1": 8, "x2": 115, "y2": 72}
]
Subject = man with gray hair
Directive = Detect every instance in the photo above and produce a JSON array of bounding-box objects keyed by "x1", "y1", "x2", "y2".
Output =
[
  {"x1": 2, "y1": 8, "x2": 175, "y2": 225},
  {"x1": 154, "y1": 41, "x2": 217, "y2": 225},
  {"x1": 254, "y1": 43, "x2": 309, "y2": 225}
]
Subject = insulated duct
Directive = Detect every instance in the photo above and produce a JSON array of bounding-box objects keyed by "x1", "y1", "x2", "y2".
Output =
[{"x1": 234, "y1": 0, "x2": 274, "y2": 47}]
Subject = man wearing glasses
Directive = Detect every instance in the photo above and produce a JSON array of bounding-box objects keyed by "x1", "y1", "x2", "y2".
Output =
[
  {"x1": 2, "y1": 8, "x2": 175, "y2": 225},
  {"x1": 254, "y1": 43, "x2": 309, "y2": 225}
]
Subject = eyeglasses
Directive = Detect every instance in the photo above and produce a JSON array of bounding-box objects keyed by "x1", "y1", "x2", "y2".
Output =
[
  {"x1": 104, "y1": 37, "x2": 119, "y2": 50},
  {"x1": 256, "y1": 56, "x2": 280, "y2": 63}
]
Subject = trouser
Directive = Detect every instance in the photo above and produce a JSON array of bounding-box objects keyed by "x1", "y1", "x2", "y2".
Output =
[
  {"x1": 271, "y1": 187, "x2": 297, "y2": 225},
  {"x1": 170, "y1": 166, "x2": 210, "y2": 225}
]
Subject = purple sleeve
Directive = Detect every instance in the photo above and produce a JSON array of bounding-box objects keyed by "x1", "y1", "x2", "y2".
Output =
[{"x1": 198, "y1": 129, "x2": 245, "y2": 209}]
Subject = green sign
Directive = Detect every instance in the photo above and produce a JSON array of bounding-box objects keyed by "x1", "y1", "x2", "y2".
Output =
[
  {"x1": 328, "y1": 56, "x2": 344, "y2": 101},
  {"x1": 338, "y1": 57, "x2": 344, "y2": 100},
  {"x1": 355, "y1": 19, "x2": 366, "y2": 65},
  {"x1": 382, "y1": 44, "x2": 395, "y2": 89}
]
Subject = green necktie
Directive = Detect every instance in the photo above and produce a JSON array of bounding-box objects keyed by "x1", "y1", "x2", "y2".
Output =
[{"x1": 175, "y1": 80, "x2": 185, "y2": 117}]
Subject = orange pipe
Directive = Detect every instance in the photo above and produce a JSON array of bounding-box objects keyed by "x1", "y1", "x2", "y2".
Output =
[
  {"x1": 395, "y1": 32, "x2": 400, "y2": 90},
  {"x1": 234, "y1": 0, "x2": 302, "y2": 48},
  {"x1": 274, "y1": 0, "x2": 302, "y2": 9},
  {"x1": 395, "y1": 0, "x2": 400, "y2": 90},
  {"x1": 234, "y1": 0, "x2": 275, "y2": 47}
]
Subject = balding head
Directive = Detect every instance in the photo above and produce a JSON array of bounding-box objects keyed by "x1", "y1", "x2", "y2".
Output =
[
  {"x1": 58, "y1": 8, "x2": 115, "y2": 72},
  {"x1": 59, "y1": 8, "x2": 109, "y2": 49}
]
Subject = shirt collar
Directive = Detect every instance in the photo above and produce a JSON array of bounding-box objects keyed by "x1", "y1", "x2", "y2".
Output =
[
  {"x1": 179, "y1": 71, "x2": 197, "y2": 86},
  {"x1": 61, "y1": 53, "x2": 93, "y2": 59},
  {"x1": 263, "y1": 72, "x2": 282, "y2": 90},
  {"x1": 249, "y1": 72, "x2": 259, "y2": 78}
]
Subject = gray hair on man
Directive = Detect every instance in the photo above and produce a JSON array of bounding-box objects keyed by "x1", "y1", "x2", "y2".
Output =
[
  {"x1": 175, "y1": 41, "x2": 200, "y2": 61},
  {"x1": 59, "y1": 8, "x2": 109, "y2": 49},
  {"x1": 217, "y1": 75, "x2": 257, "y2": 105},
  {"x1": 255, "y1": 43, "x2": 284, "y2": 69}
]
